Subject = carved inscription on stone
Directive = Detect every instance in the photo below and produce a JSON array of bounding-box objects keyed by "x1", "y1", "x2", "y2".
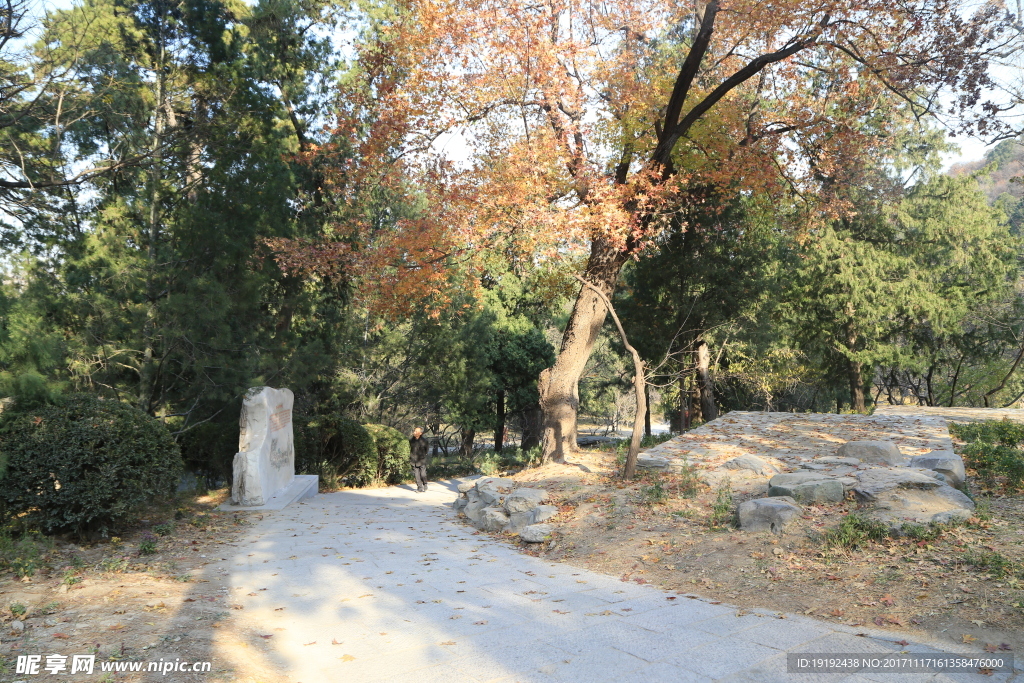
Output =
[{"x1": 268, "y1": 407, "x2": 291, "y2": 432}]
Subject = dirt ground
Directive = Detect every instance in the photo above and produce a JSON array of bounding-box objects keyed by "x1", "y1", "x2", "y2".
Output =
[
  {"x1": 0, "y1": 493, "x2": 278, "y2": 683},
  {"x1": 493, "y1": 447, "x2": 1024, "y2": 656}
]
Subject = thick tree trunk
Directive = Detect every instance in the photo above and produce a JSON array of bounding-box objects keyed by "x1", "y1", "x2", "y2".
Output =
[
  {"x1": 574, "y1": 275, "x2": 647, "y2": 479},
  {"x1": 139, "y1": 36, "x2": 166, "y2": 415},
  {"x1": 843, "y1": 319, "x2": 865, "y2": 412},
  {"x1": 520, "y1": 404, "x2": 543, "y2": 451},
  {"x1": 494, "y1": 389, "x2": 505, "y2": 453},
  {"x1": 539, "y1": 239, "x2": 629, "y2": 463},
  {"x1": 696, "y1": 340, "x2": 718, "y2": 421},
  {"x1": 459, "y1": 427, "x2": 475, "y2": 459},
  {"x1": 428, "y1": 422, "x2": 441, "y2": 458},
  {"x1": 644, "y1": 382, "x2": 651, "y2": 437},
  {"x1": 848, "y1": 359, "x2": 865, "y2": 412}
]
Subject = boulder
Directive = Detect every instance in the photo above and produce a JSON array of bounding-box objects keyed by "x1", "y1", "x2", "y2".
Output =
[
  {"x1": 519, "y1": 524, "x2": 554, "y2": 543},
  {"x1": 503, "y1": 488, "x2": 548, "y2": 514},
  {"x1": 767, "y1": 472, "x2": 845, "y2": 503},
  {"x1": 475, "y1": 477, "x2": 516, "y2": 505},
  {"x1": 478, "y1": 507, "x2": 511, "y2": 532},
  {"x1": 852, "y1": 467, "x2": 942, "y2": 502},
  {"x1": 722, "y1": 454, "x2": 779, "y2": 476},
  {"x1": 464, "y1": 497, "x2": 488, "y2": 524},
  {"x1": 476, "y1": 476, "x2": 515, "y2": 491},
  {"x1": 836, "y1": 441, "x2": 906, "y2": 466},
  {"x1": 910, "y1": 452, "x2": 966, "y2": 488},
  {"x1": 457, "y1": 480, "x2": 479, "y2": 493},
  {"x1": 453, "y1": 496, "x2": 467, "y2": 512},
  {"x1": 509, "y1": 504, "x2": 558, "y2": 531},
  {"x1": 737, "y1": 497, "x2": 802, "y2": 534}
]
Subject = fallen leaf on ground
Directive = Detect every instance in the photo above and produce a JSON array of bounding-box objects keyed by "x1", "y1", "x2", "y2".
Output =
[{"x1": 962, "y1": 634, "x2": 978, "y2": 643}]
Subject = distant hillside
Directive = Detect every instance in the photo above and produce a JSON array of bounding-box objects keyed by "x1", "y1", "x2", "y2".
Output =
[
  {"x1": 949, "y1": 138, "x2": 1024, "y2": 204},
  {"x1": 949, "y1": 138, "x2": 1024, "y2": 233}
]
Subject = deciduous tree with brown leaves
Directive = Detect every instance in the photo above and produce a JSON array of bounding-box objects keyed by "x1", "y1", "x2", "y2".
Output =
[{"x1": 273, "y1": 0, "x2": 1015, "y2": 474}]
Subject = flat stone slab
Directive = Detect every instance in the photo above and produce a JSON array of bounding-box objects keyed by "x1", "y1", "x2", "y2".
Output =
[
  {"x1": 218, "y1": 474, "x2": 318, "y2": 511},
  {"x1": 637, "y1": 454, "x2": 670, "y2": 469},
  {"x1": 722, "y1": 454, "x2": 779, "y2": 475},
  {"x1": 767, "y1": 475, "x2": 845, "y2": 503},
  {"x1": 852, "y1": 466, "x2": 943, "y2": 501},
  {"x1": 638, "y1": 411, "x2": 953, "y2": 474},
  {"x1": 863, "y1": 485, "x2": 976, "y2": 527},
  {"x1": 837, "y1": 440, "x2": 907, "y2": 466}
]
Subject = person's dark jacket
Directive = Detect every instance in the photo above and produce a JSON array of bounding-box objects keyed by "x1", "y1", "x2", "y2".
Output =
[{"x1": 409, "y1": 435, "x2": 429, "y2": 465}]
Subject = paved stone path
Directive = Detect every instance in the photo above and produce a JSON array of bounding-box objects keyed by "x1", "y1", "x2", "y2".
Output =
[{"x1": 219, "y1": 480, "x2": 1016, "y2": 683}]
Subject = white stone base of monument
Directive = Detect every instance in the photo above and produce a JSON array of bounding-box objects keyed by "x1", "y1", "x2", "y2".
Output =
[{"x1": 219, "y1": 474, "x2": 318, "y2": 512}]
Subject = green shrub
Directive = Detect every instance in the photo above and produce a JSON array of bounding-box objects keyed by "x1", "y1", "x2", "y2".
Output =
[
  {"x1": 950, "y1": 420, "x2": 1024, "y2": 491},
  {"x1": 138, "y1": 532, "x2": 157, "y2": 556},
  {"x1": 639, "y1": 475, "x2": 669, "y2": 506},
  {"x1": 708, "y1": 479, "x2": 734, "y2": 528},
  {"x1": 364, "y1": 424, "x2": 411, "y2": 484},
  {"x1": 426, "y1": 458, "x2": 477, "y2": 480},
  {"x1": 640, "y1": 433, "x2": 675, "y2": 448},
  {"x1": 823, "y1": 513, "x2": 890, "y2": 550},
  {"x1": 0, "y1": 394, "x2": 183, "y2": 537},
  {"x1": 964, "y1": 548, "x2": 1023, "y2": 579},
  {"x1": 0, "y1": 529, "x2": 52, "y2": 578},
  {"x1": 298, "y1": 414, "x2": 376, "y2": 488},
  {"x1": 470, "y1": 446, "x2": 540, "y2": 477}
]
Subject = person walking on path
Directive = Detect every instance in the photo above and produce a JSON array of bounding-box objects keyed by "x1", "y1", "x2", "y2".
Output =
[{"x1": 409, "y1": 427, "x2": 430, "y2": 492}]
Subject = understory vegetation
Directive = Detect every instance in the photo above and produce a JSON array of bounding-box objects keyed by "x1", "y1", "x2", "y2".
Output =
[{"x1": 950, "y1": 421, "x2": 1024, "y2": 493}]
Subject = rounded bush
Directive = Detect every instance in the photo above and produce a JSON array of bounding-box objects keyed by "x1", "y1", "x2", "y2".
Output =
[
  {"x1": 300, "y1": 415, "x2": 376, "y2": 487},
  {"x1": 0, "y1": 394, "x2": 183, "y2": 537},
  {"x1": 364, "y1": 424, "x2": 411, "y2": 484}
]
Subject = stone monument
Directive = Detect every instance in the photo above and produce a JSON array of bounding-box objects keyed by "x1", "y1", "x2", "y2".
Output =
[{"x1": 227, "y1": 386, "x2": 317, "y2": 509}]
